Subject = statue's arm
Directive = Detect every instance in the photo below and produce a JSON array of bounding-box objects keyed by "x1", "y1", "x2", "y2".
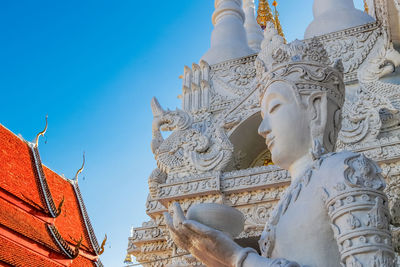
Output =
[
  {"x1": 164, "y1": 203, "x2": 301, "y2": 267},
  {"x1": 324, "y1": 153, "x2": 396, "y2": 266}
]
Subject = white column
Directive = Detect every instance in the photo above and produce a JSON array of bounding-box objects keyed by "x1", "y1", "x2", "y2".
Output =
[
  {"x1": 243, "y1": 0, "x2": 264, "y2": 52},
  {"x1": 305, "y1": 0, "x2": 375, "y2": 38},
  {"x1": 201, "y1": 0, "x2": 254, "y2": 65}
]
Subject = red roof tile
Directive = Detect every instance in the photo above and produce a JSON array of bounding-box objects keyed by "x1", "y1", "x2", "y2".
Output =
[
  {"x1": 0, "y1": 197, "x2": 61, "y2": 253},
  {"x1": 44, "y1": 164, "x2": 97, "y2": 255},
  {"x1": 0, "y1": 125, "x2": 45, "y2": 212},
  {"x1": 70, "y1": 255, "x2": 97, "y2": 267},
  {"x1": 0, "y1": 124, "x2": 99, "y2": 265},
  {"x1": 0, "y1": 235, "x2": 62, "y2": 267}
]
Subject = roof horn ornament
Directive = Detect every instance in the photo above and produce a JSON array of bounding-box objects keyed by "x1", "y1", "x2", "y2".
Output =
[
  {"x1": 74, "y1": 152, "x2": 85, "y2": 183},
  {"x1": 34, "y1": 114, "x2": 48, "y2": 147},
  {"x1": 98, "y1": 234, "x2": 107, "y2": 255}
]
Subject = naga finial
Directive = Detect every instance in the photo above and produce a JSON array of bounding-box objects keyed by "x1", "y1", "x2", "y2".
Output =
[
  {"x1": 98, "y1": 234, "x2": 107, "y2": 255},
  {"x1": 56, "y1": 196, "x2": 65, "y2": 217},
  {"x1": 74, "y1": 152, "x2": 85, "y2": 182},
  {"x1": 72, "y1": 235, "x2": 83, "y2": 259},
  {"x1": 34, "y1": 114, "x2": 48, "y2": 147}
]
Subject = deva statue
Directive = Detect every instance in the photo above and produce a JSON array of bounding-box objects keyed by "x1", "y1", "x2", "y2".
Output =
[{"x1": 164, "y1": 23, "x2": 396, "y2": 267}]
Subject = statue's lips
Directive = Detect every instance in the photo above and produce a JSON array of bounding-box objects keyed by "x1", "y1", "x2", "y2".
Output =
[{"x1": 266, "y1": 136, "x2": 275, "y2": 150}]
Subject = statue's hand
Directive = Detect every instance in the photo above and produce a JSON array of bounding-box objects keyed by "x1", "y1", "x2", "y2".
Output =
[{"x1": 164, "y1": 202, "x2": 246, "y2": 267}]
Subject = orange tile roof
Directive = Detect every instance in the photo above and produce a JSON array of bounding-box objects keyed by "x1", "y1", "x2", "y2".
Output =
[
  {"x1": 0, "y1": 124, "x2": 100, "y2": 266},
  {"x1": 0, "y1": 235, "x2": 62, "y2": 267},
  {"x1": 0, "y1": 197, "x2": 61, "y2": 253},
  {"x1": 70, "y1": 255, "x2": 97, "y2": 267},
  {"x1": 0, "y1": 126, "x2": 45, "y2": 212},
  {"x1": 44, "y1": 166, "x2": 97, "y2": 255}
]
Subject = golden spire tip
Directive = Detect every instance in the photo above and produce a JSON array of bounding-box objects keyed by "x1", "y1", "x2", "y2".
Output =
[{"x1": 256, "y1": 0, "x2": 275, "y2": 30}]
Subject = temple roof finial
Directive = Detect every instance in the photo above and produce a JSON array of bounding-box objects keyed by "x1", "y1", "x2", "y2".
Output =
[
  {"x1": 74, "y1": 152, "x2": 85, "y2": 183},
  {"x1": 272, "y1": 0, "x2": 286, "y2": 43},
  {"x1": 256, "y1": 0, "x2": 274, "y2": 30},
  {"x1": 34, "y1": 114, "x2": 48, "y2": 147}
]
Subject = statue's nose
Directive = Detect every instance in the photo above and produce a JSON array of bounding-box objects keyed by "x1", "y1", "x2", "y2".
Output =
[{"x1": 258, "y1": 118, "x2": 271, "y2": 138}]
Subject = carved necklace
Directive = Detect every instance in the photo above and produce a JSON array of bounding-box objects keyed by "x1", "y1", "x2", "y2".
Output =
[{"x1": 259, "y1": 152, "x2": 333, "y2": 257}]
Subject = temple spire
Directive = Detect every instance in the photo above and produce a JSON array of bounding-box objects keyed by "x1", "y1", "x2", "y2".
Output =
[
  {"x1": 272, "y1": 0, "x2": 286, "y2": 43},
  {"x1": 243, "y1": 0, "x2": 264, "y2": 52},
  {"x1": 305, "y1": 0, "x2": 374, "y2": 38},
  {"x1": 256, "y1": 0, "x2": 274, "y2": 30},
  {"x1": 201, "y1": 0, "x2": 254, "y2": 65}
]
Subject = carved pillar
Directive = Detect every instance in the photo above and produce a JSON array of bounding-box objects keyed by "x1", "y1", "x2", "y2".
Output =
[
  {"x1": 201, "y1": 0, "x2": 254, "y2": 65},
  {"x1": 200, "y1": 60, "x2": 210, "y2": 111},
  {"x1": 183, "y1": 66, "x2": 192, "y2": 111},
  {"x1": 305, "y1": 0, "x2": 375, "y2": 38},
  {"x1": 243, "y1": 0, "x2": 264, "y2": 52},
  {"x1": 201, "y1": 80, "x2": 210, "y2": 111},
  {"x1": 192, "y1": 83, "x2": 200, "y2": 112}
]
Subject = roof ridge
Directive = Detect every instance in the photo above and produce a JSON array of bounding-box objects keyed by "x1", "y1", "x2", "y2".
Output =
[
  {"x1": 72, "y1": 183, "x2": 101, "y2": 254},
  {"x1": 27, "y1": 143, "x2": 61, "y2": 218}
]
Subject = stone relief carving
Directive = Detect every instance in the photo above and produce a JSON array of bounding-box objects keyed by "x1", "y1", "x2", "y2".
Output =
[
  {"x1": 150, "y1": 97, "x2": 234, "y2": 177},
  {"x1": 338, "y1": 29, "x2": 400, "y2": 149},
  {"x1": 312, "y1": 22, "x2": 381, "y2": 80}
]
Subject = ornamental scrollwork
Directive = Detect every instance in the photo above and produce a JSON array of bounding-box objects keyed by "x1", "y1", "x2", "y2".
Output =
[{"x1": 150, "y1": 97, "x2": 233, "y2": 177}]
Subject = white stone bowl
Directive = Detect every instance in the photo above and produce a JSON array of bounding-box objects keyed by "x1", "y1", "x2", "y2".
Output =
[{"x1": 186, "y1": 203, "x2": 245, "y2": 239}]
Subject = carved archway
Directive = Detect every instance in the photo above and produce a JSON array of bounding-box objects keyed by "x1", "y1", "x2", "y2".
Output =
[{"x1": 226, "y1": 112, "x2": 273, "y2": 171}]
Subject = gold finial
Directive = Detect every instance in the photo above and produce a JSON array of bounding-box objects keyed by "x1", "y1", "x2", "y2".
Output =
[
  {"x1": 257, "y1": 0, "x2": 275, "y2": 30},
  {"x1": 124, "y1": 253, "x2": 132, "y2": 263},
  {"x1": 98, "y1": 234, "x2": 107, "y2": 255},
  {"x1": 272, "y1": 0, "x2": 286, "y2": 43},
  {"x1": 34, "y1": 115, "x2": 48, "y2": 147},
  {"x1": 72, "y1": 235, "x2": 83, "y2": 259},
  {"x1": 56, "y1": 196, "x2": 65, "y2": 217},
  {"x1": 364, "y1": 0, "x2": 369, "y2": 13},
  {"x1": 74, "y1": 152, "x2": 85, "y2": 182}
]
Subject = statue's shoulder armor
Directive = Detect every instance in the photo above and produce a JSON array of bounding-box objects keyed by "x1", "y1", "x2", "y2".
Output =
[
  {"x1": 318, "y1": 151, "x2": 395, "y2": 265},
  {"x1": 318, "y1": 151, "x2": 386, "y2": 194}
]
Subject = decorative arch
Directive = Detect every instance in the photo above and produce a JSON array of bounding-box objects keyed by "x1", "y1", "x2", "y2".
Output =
[{"x1": 225, "y1": 111, "x2": 273, "y2": 171}]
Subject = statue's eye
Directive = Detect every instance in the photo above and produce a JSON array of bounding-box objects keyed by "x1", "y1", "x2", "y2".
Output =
[{"x1": 269, "y1": 103, "x2": 281, "y2": 114}]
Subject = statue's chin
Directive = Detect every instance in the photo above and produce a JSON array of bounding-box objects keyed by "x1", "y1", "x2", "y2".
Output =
[{"x1": 271, "y1": 152, "x2": 289, "y2": 171}]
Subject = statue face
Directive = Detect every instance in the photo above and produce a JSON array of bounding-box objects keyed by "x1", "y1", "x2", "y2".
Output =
[{"x1": 258, "y1": 81, "x2": 312, "y2": 170}]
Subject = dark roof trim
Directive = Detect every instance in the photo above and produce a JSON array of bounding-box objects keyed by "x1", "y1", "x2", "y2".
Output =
[
  {"x1": 47, "y1": 224, "x2": 79, "y2": 259},
  {"x1": 71, "y1": 182, "x2": 100, "y2": 254},
  {"x1": 28, "y1": 143, "x2": 59, "y2": 218}
]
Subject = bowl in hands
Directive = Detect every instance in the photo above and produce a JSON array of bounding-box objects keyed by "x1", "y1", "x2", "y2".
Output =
[{"x1": 186, "y1": 203, "x2": 245, "y2": 239}]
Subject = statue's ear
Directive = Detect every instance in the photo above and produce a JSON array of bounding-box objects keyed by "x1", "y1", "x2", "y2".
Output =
[{"x1": 308, "y1": 92, "x2": 327, "y2": 138}]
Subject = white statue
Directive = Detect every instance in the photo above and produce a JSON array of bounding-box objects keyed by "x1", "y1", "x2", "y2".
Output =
[{"x1": 164, "y1": 23, "x2": 396, "y2": 267}]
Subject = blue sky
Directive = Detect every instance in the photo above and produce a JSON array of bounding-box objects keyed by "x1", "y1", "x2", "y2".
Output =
[{"x1": 0, "y1": 1, "x2": 364, "y2": 266}]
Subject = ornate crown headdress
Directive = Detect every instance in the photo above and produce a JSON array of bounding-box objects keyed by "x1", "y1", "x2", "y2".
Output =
[{"x1": 255, "y1": 22, "x2": 345, "y2": 107}]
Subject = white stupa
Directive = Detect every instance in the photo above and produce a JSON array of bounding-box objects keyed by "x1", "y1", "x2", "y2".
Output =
[
  {"x1": 305, "y1": 0, "x2": 375, "y2": 38},
  {"x1": 243, "y1": 0, "x2": 264, "y2": 53},
  {"x1": 201, "y1": 0, "x2": 254, "y2": 65}
]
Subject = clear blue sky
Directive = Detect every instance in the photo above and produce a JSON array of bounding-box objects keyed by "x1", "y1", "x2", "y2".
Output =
[{"x1": 0, "y1": 1, "x2": 364, "y2": 266}]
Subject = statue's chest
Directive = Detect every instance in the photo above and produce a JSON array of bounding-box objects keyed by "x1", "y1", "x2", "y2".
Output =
[
  {"x1": 259, "y1": 166, "x2": 341, "y2": 267},
  {"x1": 273, "y1": 184, "x2": 329, "y2": 252}
]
